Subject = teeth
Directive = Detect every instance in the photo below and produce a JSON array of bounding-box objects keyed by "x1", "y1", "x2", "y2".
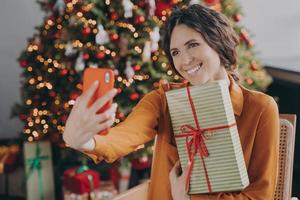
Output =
[{"x1": 186, "y1": 64, "x2": 202, "y2": 74}]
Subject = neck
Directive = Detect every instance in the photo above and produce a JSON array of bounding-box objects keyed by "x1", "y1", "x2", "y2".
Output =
[{"x1": 213, "y1": 67, "x2": 230, "y2": 87}]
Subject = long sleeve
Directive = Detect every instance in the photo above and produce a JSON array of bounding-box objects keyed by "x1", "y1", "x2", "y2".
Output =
[
  {"x1": 84, "y1": 89, "x2": 163, "y2": 163},
  {"x1": 192, "y1": 97, "x2": 280, "y2": 200}
]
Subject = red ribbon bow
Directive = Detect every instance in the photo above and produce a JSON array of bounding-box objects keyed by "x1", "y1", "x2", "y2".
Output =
[{"x1": 174, "y1": 85, "x2": 236, "y2": 193}]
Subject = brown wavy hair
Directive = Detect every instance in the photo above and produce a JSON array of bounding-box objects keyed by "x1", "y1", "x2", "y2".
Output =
[{"x1": 162, "y1": 4, "x2": 240, "y2": 81}]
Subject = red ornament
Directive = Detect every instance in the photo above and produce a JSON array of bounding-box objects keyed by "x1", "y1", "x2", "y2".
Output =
[
  {"x1": 61, "y1": 115, "x2": 68, "y2": 123},
  {"x1": 203, "y1": 0, "x2": 220, "y2": 5},
  {"x1": 83, "y1": 53, "x2": 90, "y2": 60},
  {"x1": 130, "y1": 93, "x2": 140, "y2": 100},
  {"x1": 117, "y1": 112, "x2": 125, "y2": 119},
  {"x1": 239, "y1": 30, "x2": 249, "y2": 42},
  {"x1": 49, "y1": 91, "x2": 57, "y2": 97},
  {"x1": 117, "y1": 88, "x2": 122, "y2": 94},
  {"x1": 245, "y1": 78, "x2": 254, "y2": 85},
  {"x1": 250, "y1": 61, "x2": 258, "y2": 71},
  {"x1": 155, "y1": 2, "x2": 171, "y2": 18},
  {"x1": 96, "y1": 52, "x2": 106, "y2": 60},
  {"x1": 233, "y1": 14, "x2": 242, "y2": 22},
  {"x1": 135, "y1": 15, "x2": 145, "y2": 24},
  {"x1": 54, "y1": 31, "x2": 62, "y2": 39},
  {"x1": 110, "y1": 33, "x2": 119, "y2": 41},
  {"x1": 133, "y1": 65, "x2": 141, "y2": 71},
  {"x1": 111, "y1": 12, "x2": 119, "y2": 20},
  {"x1": 137, "y1": 1, "x2": 146, "y2": 7},
  {"x1": 19, "y1": 60, "x2": 28, "y2": 68},
  {"x1": 70, "y1": 92, "x2": 80, "y2": 100},
  {"x1": 82, "y1": 27, "x2": 91, "y2": 36},
  {"x1": 19, "y1": 114, "x2": 27, "y2": 121},
  {"x1": 47, "y1": 15, "x2": 55, "y2": 21},
  {"x1": 60, "y1": 69, "x2": 69, "y2": 76}
]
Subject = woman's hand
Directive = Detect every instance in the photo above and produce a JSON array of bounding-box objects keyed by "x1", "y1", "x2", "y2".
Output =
[
  {"x1": 63, "y1": 80, "x2": 117, "y2": 150},
  {"x1": 169, "y1": 160, "x2": 191, "y2": 200}
]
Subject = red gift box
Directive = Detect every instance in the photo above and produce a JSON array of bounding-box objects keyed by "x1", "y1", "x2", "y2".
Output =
[{"x1": 63, "y1": 167, "x2": 100, "y2": 194}]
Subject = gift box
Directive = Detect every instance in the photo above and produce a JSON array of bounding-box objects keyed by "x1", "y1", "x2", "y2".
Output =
[
  {"x1": 166, "y1": 80, "x2": 249, "y2": 194},
  {"x1": 63, "y1": 180, "x2": 118, "y2": 200},
  {"x1": 24, "y1": 141, "x2": 55, "y2": 200},
  {"x1": 0, "y1": 145, "x2": 20, "y2": 174},
  {"x1": 63, "y1": 166, "x2": 100, "y2": 194}
]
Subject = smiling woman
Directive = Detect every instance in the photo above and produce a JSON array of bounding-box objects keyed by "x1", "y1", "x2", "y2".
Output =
[
  {"x1": 163, "y1": 5, "x2": 239, "y2": 85},
  {"x1": 168, "y1": 24, "x2": 229, "y2": 85},
  {"x1": 63, "y1": 4, "x2": 280, "y2": 200}
]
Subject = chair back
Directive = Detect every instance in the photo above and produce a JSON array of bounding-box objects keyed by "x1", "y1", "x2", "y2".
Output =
[{"x1": 274, "y1": 114, "x2": 297, "y2": 200}]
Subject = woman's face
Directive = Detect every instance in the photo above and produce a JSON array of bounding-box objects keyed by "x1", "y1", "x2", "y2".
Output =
[{"x1": 170, "y1": 24, "x2": 225, "y2": 85}]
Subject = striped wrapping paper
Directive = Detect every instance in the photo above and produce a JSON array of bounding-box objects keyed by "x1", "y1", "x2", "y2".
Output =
[{"x1": 165, "y1": 80, "x2": 249, "y2": 194}]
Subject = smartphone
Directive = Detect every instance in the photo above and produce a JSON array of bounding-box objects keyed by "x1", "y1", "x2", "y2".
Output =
[{"x1": 83, "y1": 68, "x2": 115, "y2": 135}]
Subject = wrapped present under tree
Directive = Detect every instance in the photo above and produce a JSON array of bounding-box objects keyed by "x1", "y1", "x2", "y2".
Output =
[
  {"x1": 63, "y1": 165, "x2": 100, "y2": 194},
  {"x1": 24, "y1": 141, "x2": 55, "y2": 200}
]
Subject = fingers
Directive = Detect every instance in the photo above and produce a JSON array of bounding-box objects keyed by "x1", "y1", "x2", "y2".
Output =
[
  {"x1": 94, "y1": 103, "x2": 117, "y2": 123},
  {"x1": 169, "y1": 160, "x2": 180, "y2": 180},
  {"x1": 89, "y1": 89, "x2": 117, "y2": 114},
  {"x1": 181, "y1": 161, "x2": 191, "y2": 180},
  {"x1": 82, "y1": 80, "x2": 99, "y2": 103},
  {"x1": 88, "y1": 116, "x2": 115, "y2": 137}
]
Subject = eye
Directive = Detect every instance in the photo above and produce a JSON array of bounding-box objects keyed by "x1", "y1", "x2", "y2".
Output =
[
  {"x1": 171, "y1": 50, "x2": 179, "y2": 57},
  {"x1": 188, "y1": 42, "x2": 200, "y2": 48}
]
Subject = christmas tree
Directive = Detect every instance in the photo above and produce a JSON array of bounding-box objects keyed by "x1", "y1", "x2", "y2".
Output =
[{"x1": 12, "y1": 0, "x2": 271, "y2": 164}]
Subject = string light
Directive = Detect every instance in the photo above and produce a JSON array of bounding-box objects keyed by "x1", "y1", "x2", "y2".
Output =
[
  {"x1": 117, "y1": 76, "x2": 123, "y2": 82},
  {"x1": 134, "y1": 46, "x2": 142, "y2": 53},
  {"x1": 68, "y1": 100, "x2": 75, "y2": 105},
  {"x1": 28, "y1": 136, "x2": 33, "y2": 142},
  {"x1": 26, "y1": 99, "x2": 32, "y2": 105},
  {"x1": 32, "y1": 131, "x2": 39, "y2": 137},
  {"x1": 29, "y1": 78, "x2": 35, "y2": 84}
]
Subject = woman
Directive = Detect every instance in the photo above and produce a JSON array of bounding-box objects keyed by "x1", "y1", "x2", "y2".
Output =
[{"x1": 63, "y1": 4, "x2": 279, "y2": 200}]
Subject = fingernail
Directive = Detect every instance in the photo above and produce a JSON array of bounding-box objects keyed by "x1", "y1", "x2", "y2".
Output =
[{"x1": 94, "y1": 80, "x2": 99, "y2": 85}]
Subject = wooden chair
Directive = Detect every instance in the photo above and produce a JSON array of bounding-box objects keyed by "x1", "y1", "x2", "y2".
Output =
[
  {"x1": 275, "y1": 114, "x2": 297, "y2": 200},
  {"x1": 114, "y1": 114, "x2": 297, "y2": 200}
]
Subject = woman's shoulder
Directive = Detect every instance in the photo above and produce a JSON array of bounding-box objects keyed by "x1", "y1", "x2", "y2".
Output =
[{"x1": 240, "y1": 85, "x2": 278, "y2": 111}]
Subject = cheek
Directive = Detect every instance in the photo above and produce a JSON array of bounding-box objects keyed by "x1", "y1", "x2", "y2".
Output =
[{"x1": 172, "y1": 57, "x2": 181, "y2": 71}]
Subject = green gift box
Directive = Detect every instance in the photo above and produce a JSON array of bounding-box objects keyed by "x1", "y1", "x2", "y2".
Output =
[
  {"x1": 165, "y1": 80, "x2": 249, "y2": 194},
  {"x1": 24, "y1": 141, "x2": 55, "y2": 200}
]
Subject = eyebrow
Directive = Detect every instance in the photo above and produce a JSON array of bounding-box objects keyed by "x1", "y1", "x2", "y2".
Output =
[{"x1": 170, "y1": 39, "x2": 198, "y2": 51}]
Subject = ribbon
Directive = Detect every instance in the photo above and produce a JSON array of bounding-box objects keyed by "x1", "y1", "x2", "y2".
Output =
[
  {"x1": 174, "y1": 85, "x2": 236, "y2": 193},
  {"x1": 25, "y1": 142, "x2": 50, "y2": 200}
]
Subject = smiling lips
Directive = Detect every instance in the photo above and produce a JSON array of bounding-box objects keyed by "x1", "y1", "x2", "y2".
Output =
[{"x1": 186, "y1": 62, "x2": 203, "y2": 75}]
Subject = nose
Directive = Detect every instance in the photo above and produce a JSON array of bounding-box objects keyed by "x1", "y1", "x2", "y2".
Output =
[{"x1": 181, "y1": 51, "x2": 193, "y2": 67}]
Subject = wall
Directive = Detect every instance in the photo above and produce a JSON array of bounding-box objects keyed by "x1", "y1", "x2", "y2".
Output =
[{"x1": 0, "y1": 0, "x2": 43, "y2": 138}]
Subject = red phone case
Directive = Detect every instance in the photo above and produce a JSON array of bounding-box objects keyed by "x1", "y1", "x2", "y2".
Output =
[{"x1": 83, "y1": 68, "x2": 115, "y2": 135}]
